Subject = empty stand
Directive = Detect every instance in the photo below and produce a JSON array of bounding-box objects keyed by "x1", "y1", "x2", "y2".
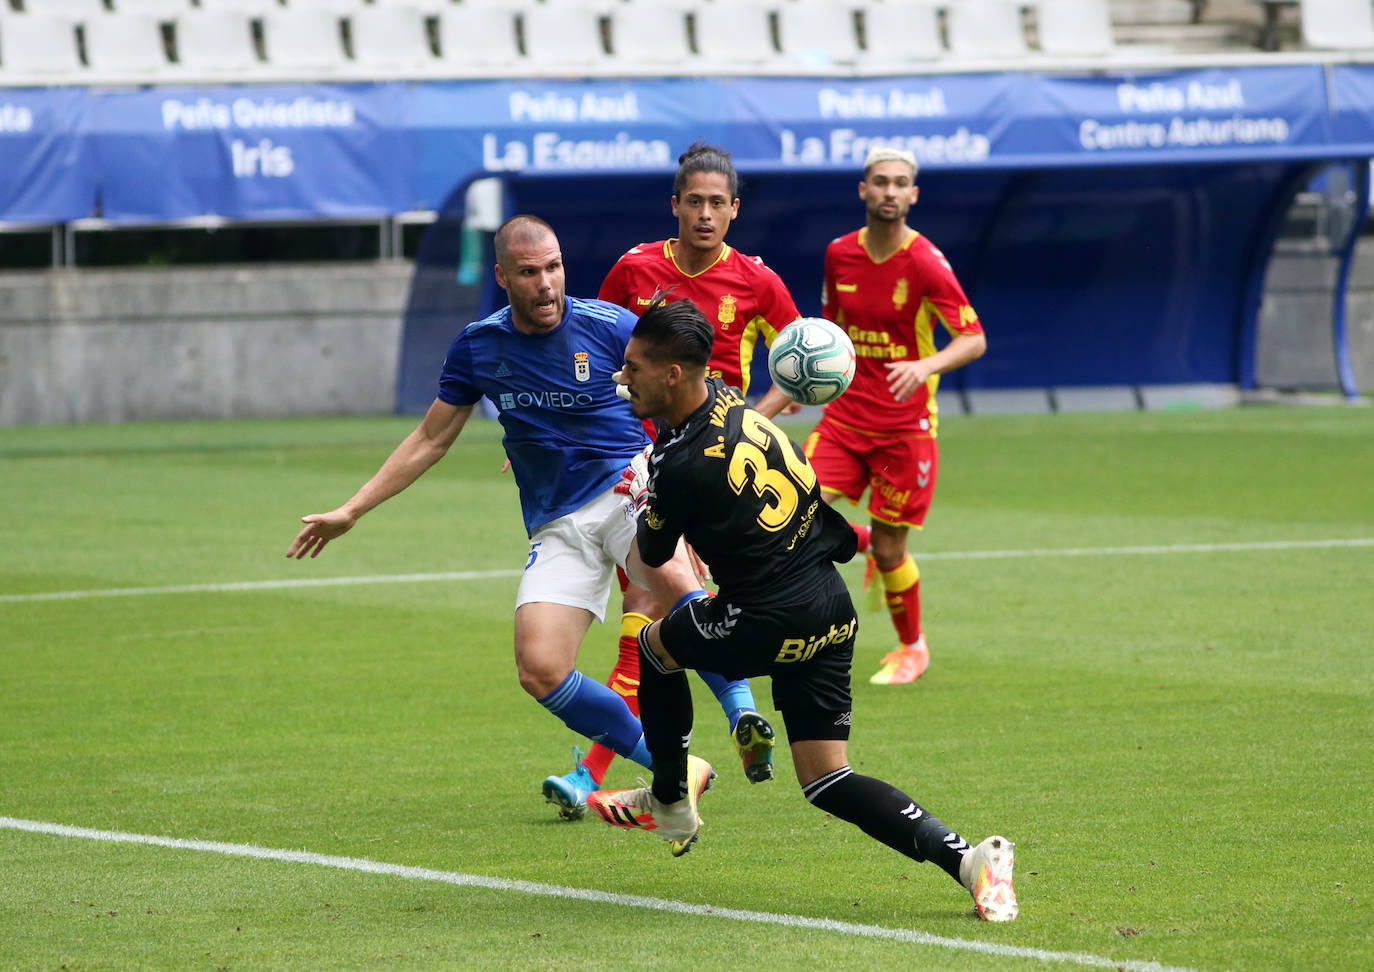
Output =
[
  {"x1": 173, "y1": 9, "x2": 261, "y2": 77},
  {"x1": 113, "y1": 0, "x2": 192, "y2": 14},
  {"x1": 349, "y1": 5, "x2": 437, "y2": 73},
  {"x1": 17, "y1": 0, "x2": 108, "y2": 18},
  {"x1": 0, "y1": 14, "x2": 83, "y2": 78},
  {"x1": 521, "y1": 2, "x2": 608, "y2": 71},
  {"x1": 691, "y1": 2, "x2": 784, "y2": 72},
  {"x1": 1299, "y1": 0, "x2": 1374, "y2": 49},
  {"x1": 859, "y1": 1, "x2": 943, "y2": 68},
  {"x1": 260, "y1": 7, "x2": 348, "y2": 73},
  {"x1": 946, "y1": 0, "x2": 1030, "y2": 58},
  {"x1": 83, "y1": 12, "x2": 172, "y2": 77},
  {"x1": 776, "y1": 0, "x2": 861, "y2": 69},
  {"x1": 435, "y1": 5, "x2": 520, "y2": 73},
  {"x1": 195, "y1": 0, "x2": 282, "y2": 11},
  {"x1": 279, "y1": 0, "x2": 363, "y2": 10},
  {"x1": 607, "y1": 1, "x2": 691, "y2": 70},
  {"x1": 1036, "y1": 0, "x2": 1117, "y2": 55}
]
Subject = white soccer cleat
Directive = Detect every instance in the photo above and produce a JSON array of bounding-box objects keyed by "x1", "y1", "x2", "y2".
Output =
[
  {"x1": 587, "y1": 755, "x2": 715, "y2": 857},
  {"x1": 960, "y1": 835, "x2": 1018, "y2": 921}
]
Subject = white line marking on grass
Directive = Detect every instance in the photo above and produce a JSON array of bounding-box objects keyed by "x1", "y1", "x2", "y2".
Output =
[
  {"x1": 2, "y1": 537, "x2": 1369, "y2": 605},
  {"x1": 1, "y1": 816, "x2": 1199, "y2": 972},
  {"x1": 916, "y1": 537, "x2": 1374, "y2": 562},
  {"x1": 0, "y1": 569, "x2": 523, "y2": 603}
]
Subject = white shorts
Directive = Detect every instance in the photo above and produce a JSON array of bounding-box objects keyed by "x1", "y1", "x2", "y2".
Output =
[{"x1": 514, "y1": 485, "x2": 639, "y2": 622}]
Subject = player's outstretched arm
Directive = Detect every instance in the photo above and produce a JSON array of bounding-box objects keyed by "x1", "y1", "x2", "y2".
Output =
[
  {"x1": 754, "y1": 383, "x2": 801, "y2": 419},
  {"x1": 287, "y1": 399, "x2": 473, "y2": 559}
]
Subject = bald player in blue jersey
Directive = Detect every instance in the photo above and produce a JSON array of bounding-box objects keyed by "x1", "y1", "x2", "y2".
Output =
[{"x1": 286, "y1": 215, "x2": 765, "y2": 814}]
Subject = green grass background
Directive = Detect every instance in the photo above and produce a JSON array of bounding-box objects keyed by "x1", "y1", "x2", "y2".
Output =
[{"x1": 2, "y1": 406, "x2": 1371, "y2": 971}]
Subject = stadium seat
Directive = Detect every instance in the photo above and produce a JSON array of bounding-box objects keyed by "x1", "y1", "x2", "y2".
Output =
[
  {"x1": 83, "y1": 12, "x2": 174, "y2": 79},
  {"x1": 113, "y1": 0, "x2": 194, "y2": 14},
  {"x1": 260, "y1": 8, "x2": 349, "y2": 74},
  {"x1": 20, "y1": 0, "x2": 108, "y2": 18},
  {"x1": 1036, "y1": 0, "x2": 1117, "y2": 55},
  {"x1": 348, "y1": 5, "x2": 438, "y2": 74},
  {"x1": 859, "y1": 1, "x2": 943, "y2": 68},
  {"x1": 946, "y1": 0, "x2": 1030, "y2": 58},
  {"x1": 776, "y1": 0, "x2": 861, "y2": 69},
  {"x1": 607, "y1": 2, "x2": 692, "y2": 72},
  {"x1": 435, "y1": 6, "x2": 521, "y2": 73},
  {"x1": 172, "y1": 10, "x2": 262, "y2": 78},
  {"x1": 521, "y1": 3, "x2": 608, "y2": 73},
  {"x1": 691, "y1": 2, "x2": 784, "y2": 72},
  {"x1": 368, "y1": 0, "x2": 447, "y2": 9},
  {"x1": 280, "y1": 0, "x2": 365, "y2": 9},
  {"x1": 195, "y1": 0, "x2": 282, "y2": 11},
  {"x1": 0, "y1": 14, "x2": 84, "y2": 79},
  {"x1": 1299, "y1": 0, "x2": 1374, "y2": 49}
]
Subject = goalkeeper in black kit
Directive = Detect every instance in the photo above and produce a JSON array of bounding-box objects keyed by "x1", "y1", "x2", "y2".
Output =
[{"x1": 591, "y1": 295, "x2": 1019, "y2": 922}]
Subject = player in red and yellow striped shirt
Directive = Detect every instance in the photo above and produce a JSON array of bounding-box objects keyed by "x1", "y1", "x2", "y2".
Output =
[
  {"x1": 599, "y1": 142, "x2": 801, "y2": 419},
  {"x1": 544, "y1": 144, "x2": 797, "y2": 810},
  {"x1": 804, "y1": 147, "x2": 987, "y2": 686}
]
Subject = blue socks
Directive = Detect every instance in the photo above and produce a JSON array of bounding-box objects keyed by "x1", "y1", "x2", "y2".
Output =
[
  {"x1": 696, "y1": 670, "x2": 756, "y2": 731},
  {"x1": 538, "y1": 670, "x2": 652, "y2": 769},
  {"x1": 667, "y1": 590, "x2": 759, "y2": 732}
]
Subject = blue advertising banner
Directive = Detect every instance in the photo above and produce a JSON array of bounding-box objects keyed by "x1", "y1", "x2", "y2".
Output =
[
  {"x1": 2, "y1": 66, "x2": 1373, "y2": 224},
  {"x1": 0, "y1": 87, "x2": 94, "y2": 223},
  {"x1": 88, "y1": 84, "x2": 413, "y2": 223},
  {"x1": 1327, "y1": 64, "x2": 1374, "y2": 158},
  {"x1": 407, "y1": 78, "x2": 729, "y2": 205},
  {"x1": 1011, "y1": 65, "x2": 1336, "y2": 167},
  {"x1": 734, "y1": 73, "x2": 1024, "y2": 171}
]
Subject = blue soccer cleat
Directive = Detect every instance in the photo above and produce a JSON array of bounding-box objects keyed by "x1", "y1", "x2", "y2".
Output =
[{"x1": 541, "y1": 747, "x2": 599, "y2": 820}]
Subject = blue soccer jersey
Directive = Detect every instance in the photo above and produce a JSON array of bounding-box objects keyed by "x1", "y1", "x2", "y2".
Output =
[{"x1": 437, "y1": 296, "x2": 649, "y2": 535}]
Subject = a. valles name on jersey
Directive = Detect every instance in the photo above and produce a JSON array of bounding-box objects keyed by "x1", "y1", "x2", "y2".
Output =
[{"x1": 774, "y1": 616, "x2": 857, "y2": 664}]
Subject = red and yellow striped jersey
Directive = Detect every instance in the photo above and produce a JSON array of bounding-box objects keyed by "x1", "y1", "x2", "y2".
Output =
[
  {"x1": 821, "y1": 228, "x2": 982, "y2": 437},
  {"x1": 599, "y1": 240, "x2": 801, "y2": 395}
]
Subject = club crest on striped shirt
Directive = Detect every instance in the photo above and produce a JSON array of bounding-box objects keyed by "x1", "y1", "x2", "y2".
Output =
[{"x1": 574, "y1": 351, "x2": 590, "y2": 382}]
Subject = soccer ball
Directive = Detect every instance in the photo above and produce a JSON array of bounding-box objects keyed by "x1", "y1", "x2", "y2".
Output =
[{"x1": 767, "y1": 317, "x2": 857, "y2": 405}]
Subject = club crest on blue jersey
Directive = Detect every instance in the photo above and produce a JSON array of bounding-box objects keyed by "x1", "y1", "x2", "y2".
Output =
[{"x1": 574, "y1": 351, "x2": 591, "y2": 383}]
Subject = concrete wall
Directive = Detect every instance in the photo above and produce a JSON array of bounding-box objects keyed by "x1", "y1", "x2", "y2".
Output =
[
  {"x1": 3, "y1": 242, "x2": 1370, "y2": 427},
  {"x1": 0, "y1": 263, "x2": 412, "y2": 425},
  {"x1": 1256, "y1": 238, "x2": 1374, "y2": 394}
]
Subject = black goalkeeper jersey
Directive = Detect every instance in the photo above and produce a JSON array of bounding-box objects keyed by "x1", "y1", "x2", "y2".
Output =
[{"x1": 637, "y1": 378, "x2": 858, "y2": 604}]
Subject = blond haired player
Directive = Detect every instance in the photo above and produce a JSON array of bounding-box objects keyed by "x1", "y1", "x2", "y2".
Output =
[{"x1": 805, "y1": 147, "x2": 987, "y2": 685}]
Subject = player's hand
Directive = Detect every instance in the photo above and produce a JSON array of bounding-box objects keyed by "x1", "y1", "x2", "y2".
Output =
[
  {"x1": 885, "y1": 360, "x2": 934, "y2": 403},
  {"x1": 612, "y1": 370, "x2": 632, "y2": 402},
  {"x1": 613, "y1": 445, "x2": 652, "y2": 511},
  {"x1": 779, "y1": 400, "x2": 803, "y2": 416},
  {"x1": 500, "y1": 458, "x2": 511, "y2": 474},
  {"x1": 286, "y1": 510, "x2": 357, "y2": 559},
  {"x1": 686, "y1": 542, "x2": 712, "y2": 586}
]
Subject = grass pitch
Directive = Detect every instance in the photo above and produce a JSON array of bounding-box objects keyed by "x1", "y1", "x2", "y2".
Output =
[{"x1": 2, "y1": 405, "x2": 1371, "y2": 971}]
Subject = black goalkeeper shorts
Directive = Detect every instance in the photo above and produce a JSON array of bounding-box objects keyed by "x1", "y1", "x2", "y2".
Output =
[{"x1": 657, "y1": 567, "x2": 857, "y2": 726}]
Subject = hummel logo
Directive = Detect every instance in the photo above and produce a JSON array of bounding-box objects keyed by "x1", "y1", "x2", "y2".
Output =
[
  {"x1": 699, "y1": 604, "x2": 741, "y2": 640},
  {"x1": 900, "y1": 802, "x2": 923, "y2": 821},
  {"x1": 494, "y1": 361, "x2": 513, "y2": 378}
]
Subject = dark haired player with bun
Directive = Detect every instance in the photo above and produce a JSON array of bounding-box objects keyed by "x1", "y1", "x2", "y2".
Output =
[{"x1": 588, "y1": 296, "x2": 1017, "y2": 923}]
